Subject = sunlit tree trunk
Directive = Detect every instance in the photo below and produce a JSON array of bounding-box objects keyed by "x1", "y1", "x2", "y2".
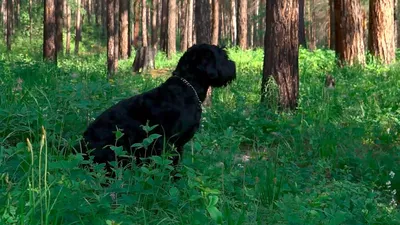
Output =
[
  {"x1": 141, "y1": 0, "x2": 148, "y2": 46},
  {"x1": 230, "y1": 0, "x2": 237, "y2": 45},
  {"x1": 211, "y1": 0, "x2": 219, "y2": 45},
  {"x1": 119, "y1": 0, "x2": 128, "y2": 59},
  {"x1": 195, "y1": 0, "x2": 211, "y2": 44},
  {"x1": 187, "y1": 0, "x2": 193, "y2": 47},
  {"x1": 107, "y1": 0, "x2": 116, "y2": 78},
  {"x1": 151, "y1": 0, "x2": 158, "y2": 49},
  {"x1": 237, "y1": 0, "x2": 247, "y2": 49},
  {"x1": 334, "y1": 0, "x2": 365, "y2": 66},
  {"x1": 133, "y1": 0, "x2": 140, "y2": 48},
  {"x1": 368, "y1": 0, "x2": 395, "y2": 64},
  {"x1": 167, "y1": 0, "x2": 176, "y2": 57}
]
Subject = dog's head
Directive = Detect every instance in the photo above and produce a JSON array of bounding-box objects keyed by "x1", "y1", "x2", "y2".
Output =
[{"x1": 172, "y1": 44, "x2": 236, "y2": 87}]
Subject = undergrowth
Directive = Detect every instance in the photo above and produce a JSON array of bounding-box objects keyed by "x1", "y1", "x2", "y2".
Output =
[{"x1": 0, "y1": 42, "x2": 400, "y2": 224}]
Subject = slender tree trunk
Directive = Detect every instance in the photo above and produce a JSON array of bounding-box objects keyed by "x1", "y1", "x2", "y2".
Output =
[
  {"x1": 211, "y1": 0, "x2": 219, "y2": 45},
  {"x1": 142, "y1": 0, "x2": 148, "y2": 46},
  {"x1": 308, "y1": 0, "x2": 316, "y2": 50},
  {"x1": 75, "y1": 0, "x2": 81, "y2": 55},
  {"x1": 107, "y1": 0, "x2": 116, "y2": 78},
  {"x1": 237, "y1": 0, "x2": 247, "y2": 49},
  {"x1": 151, "y1": 0, "x2": 158, "y2": 49},
  {"x1": 397, "y1": 0, "x2": 400, "y2": 47},
  {"x1": 298, "y1": 0, "x2": 306, "y2": 47},
  {"x1": 187, "y1": 0, "x2": 193, "y2": 48},
  {"x1": 66, "y1": 1, "x2": 71, "y2": 54},
  {"x1": 119, "y1": 0, "x2": 128, "y2": 59},
  {"x1": 43, "y1": 0, "x2": 57, "y2": 62},
  {"x1": 195, "y1": 0, "x2": 211, "y2": 44},
  {"x1": 334, "y1": 0, "x2": 365, "y2": 66},
  {"x1": 29, "y1": 0, "x2": 32, "y2": 42},
  {"x1": 231, "y1": 0, "x2": 237, "y2": 45},
  {"x1": 2, "y1": 0, "x2": 7, "y2": 43},
  {"x1": 102, "y1": 0, "x2": 107, "y2": 36},
  {"x1": 114, "y1": 0, "x2": 120, "y2": 60},
  {"x1": 253, "y1": 0, "x2": 260, "y2": 47},
  {"x1": 261, "y1": 0, "x2": 299, "y2": 110},
  {"x1": 14, "y1": 0, "x2": 19, "y2": 28},
  {"x1": 87, "y1": 0, "x2": 92, "y2": 24},
  {"x1": 368, "y1": 0, "x2": 395, "y2": 64},
  {"x1": 56, "y1": 0, "x2": 64, "y2": 55},
  {"x1": 133, "y1": 0, "x2": 140, "y2": 47},
  {"x1": 180, "y1": 0, "x2": 188, "y2": 51},
  {"x1": 6, "y1": 0, "x2": 12, "y2": 50},
  {"x1": 328, "y1": 0, "x2": 335, "y2": 49},
  {"x1": 160, "y1": 0, "x2": 167, "y2": 51},
  {"x1": 167, "y1": 0, "x2": 176, "y2": 57}
]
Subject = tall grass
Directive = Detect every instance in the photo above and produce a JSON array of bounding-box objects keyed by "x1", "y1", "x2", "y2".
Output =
[{"x1": 0, "y1": 43, "x2": 400, "y2": 224}]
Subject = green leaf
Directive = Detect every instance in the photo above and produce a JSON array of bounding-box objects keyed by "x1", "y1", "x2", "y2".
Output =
[{"x1": 206, "y1": 206, "x2": 223, "y2": 224}]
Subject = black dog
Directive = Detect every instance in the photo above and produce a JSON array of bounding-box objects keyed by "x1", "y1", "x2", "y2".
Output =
[{"x1": 74, "y1": 44, "x2": 236, "y2": 174}]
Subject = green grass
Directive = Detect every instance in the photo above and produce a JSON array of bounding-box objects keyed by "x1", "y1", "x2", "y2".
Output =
[{"x1": 1, "y1": 39, "x2": 400, "y2": 224}]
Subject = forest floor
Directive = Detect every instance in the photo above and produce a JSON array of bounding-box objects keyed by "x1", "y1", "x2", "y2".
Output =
[{"x1": 1, "y1": 40, "x2": 400, "y2": 224}]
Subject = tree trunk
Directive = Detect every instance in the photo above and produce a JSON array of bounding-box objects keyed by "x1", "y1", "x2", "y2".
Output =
[
  {"x1": 397, "y1": 0, "x2": 400, "y2": 47},
  {"x1": 119, "y1": 0, "x2": 128, "y2": 59},
  {"x1": 43, "y1": 0, "x2": 57, "y2": 61},
  {"x1": 151, "y1": 0, "x2": 158, "y2": 49},
  {"x1": 6, "y1": 0, "x2": 12, "y2": 51},
  {"x1": 195, "y1": 0, "x2": 211, "y2": 44},
  {"x1": 56, "y1": 0, "x2": 63, "y2": 55},
  {"x1": 107, "y1": 0, "x2": 116, "y2": 78},
  {"x1": 128, "y1": 0, "x2": 133, "y2": 57},
  {"x1": 167, "y1": 0, "x2": 176, "y2": 58},
  {"x1": 66, "y1": 1, "x2": 71, "y2": 54},
  {"x1": 132, "y1": 46, "x2": 156, "y2": 73},
  {"x1": 114, "y1": 0, "x2": 120, "y2": 62},
  {"x1": 211, "y1": 0, "x2": 219, "y2": 45},
  {"x1": 307, "y1": 0, "x2": 316, "y2": 50},
  {"x1": 75, "y1": 0, "x2": 81, "y2": 55},
  {"x1": 298, "y1": 0, "x2": 306, "y2": 47},
  {"x1": 334, "y1": 0, "x2": 365, "y2": 66},
  {"x1": 14, "y1": 0, "x2": 19, "y2": 28},
  {"x1": 29, "y1": 0, "x2": 32, "y2": 42},
  {"x1": 328, "y1": 0, "x2": 335, "y2": 50},
  {"x1": 231, "y1": 0, "x2": 237, "y2": 46},
  {"x1": 261, "y1": 0, "x2": 299, "y2": 111},
  {"x1": 237, "y1": 0, "x2": 247, "y2": 49},
  {"x1": 133, "y1": 0, "x2": 140, "y2": 48},
  {"x1": 142, "y1": 0, "x2": 148, "y2": 46},
  {"x1": 253, "y1": 0, "x2": 260, "y2": 47},
  {"x1": 87, "y1": 0, "x2": 92, "y2": 24},
  {"x1": 368, "y1": 0, "x2": 395, "y2": 65},
  {"x1": 187, "y1": 0, "x2": 193, "y2": 47},
  {"x1": 180, "y1": 0, "x2": 188, "y2": 51},
  {"x1": 160, "y1": 0, "x2": 168, "y2": 51}
]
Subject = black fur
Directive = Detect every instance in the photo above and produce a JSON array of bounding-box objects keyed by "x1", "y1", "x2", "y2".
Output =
[{"x1": 73, "y1": 44, "x2": 236, "y2": 174}]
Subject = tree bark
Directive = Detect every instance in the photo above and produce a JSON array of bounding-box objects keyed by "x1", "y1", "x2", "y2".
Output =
[
  {"x1": 368, "y1": 0, "x2": 395, "y2": 65},
  {"x1": 160, "y1": 0, "x2": 168, "y2": 51},
  {"x1": 180, "y1": 0, "x2": 188, "y2": 51},
  {"x1": 114, "y1": 0, "x2": 120, "y2": 61},
  {"x1": 334, "y1": 0, "x2": 365, "y2": 66},
  {"x1": 6, "y1": 0, "x2": 12, "y2": 51},
  {"x1": 151, "y1": 0, "x2": 158, "y2": 49},
  {"x1": 119, "y1": 0, "x2": 128, "y2": 59},
  {"x1": 195, "y1": 0, "x2": 211, "y2": 44},
  {"x1": 65, "y1": 1, "x2": 71, "y2": 54},
  {"x1": 167, "y1": 0, "x2": 176, "y2": 58},
  {"x1": 261, "y1": 0, "x2": 299, "y2": 111},
  {"x1": 187, "y1": 0, "x2": 193, "y2": 47},
  {"x1": 29, "y1": 0, "x2": 32, "y2": 42},
  {"x1": 307, "y1": 0, "x2": 316, "y2": 50},
  {"x1": 56, "y1": 0, "x2": 63, "y2": 55},
  {"x1": 298, "y1": 0, "x2": 306, "y2": 47},
  {"x1": 237, "y1": 0, "x2": 247, "y2": 49},
  {"x1": 133, "y1": 0, "x2": 140, "y2": 48},
  {"x1": 253, "y1": 0, "x2": 260, "y2": 47},
  {"x1": 75, "y1": 0, "x2": 81, "y2": 55},
  {"x1": 107, "y1": 0, "x2": 116, "y2": 78},
  {"x1": 328, "y1": 0, "x2": 335, "y2": 50},
  {"x1": 43, "y1": 0, "x2": 57, "y2": 61},
  {"x1": 211, "y1": 0, "x2": 219, "y2": 45},
  {"x1": 230, "y1": 0, "x2": 237, "y2": 46},
  {"x1": 141, "y1": 0, "x2": 148, "y2": 47}
]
